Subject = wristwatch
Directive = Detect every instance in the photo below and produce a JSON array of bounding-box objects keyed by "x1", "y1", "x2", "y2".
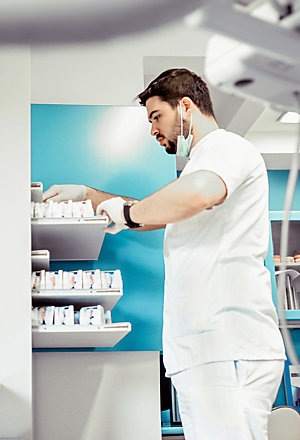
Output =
[{"x1": 123, "y1": 201, "x2": 143, "y2": 229}]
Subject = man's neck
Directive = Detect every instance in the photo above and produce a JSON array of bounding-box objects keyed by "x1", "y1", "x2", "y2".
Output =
[{"x1": 191, "y1": 114, "x2": 219, "y2": 149}]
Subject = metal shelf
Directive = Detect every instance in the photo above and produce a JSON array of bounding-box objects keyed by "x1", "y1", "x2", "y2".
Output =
[
  {"x1": 161, "y1": 426, "x2": 184, "y2": 436},
  {"x1": 31, "y1": 182, "x2": 43, "y2": 203},
  {"x1": 283, "y1": 310, "x2": 300, "y2": 321},
  {"x1": 31, "y1": 250, "x2": 50, "y2": 271},
  {"x1": 275, "y1": 263, "x2": 300, "y2": 270},
  {"x1": 279, "y1": 320, "x2": 300, "y2": 329},
  {"x1": 31, "y1": 215, "x2": 109, "y2": 260},
  {"x1": 32, "y1": 322, "x2": 131, "y2": 348},
  {"x1": 278, "y1": 311, "x2": 300, "y2": 329},
  {"x1": 32, "y1": 288, "x2": 122, "y2": 310},
  {"x1": 269, "y1": 211, "x2": 300, "y2": 221}
]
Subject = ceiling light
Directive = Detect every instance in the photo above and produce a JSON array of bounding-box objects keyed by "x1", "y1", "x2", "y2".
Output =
[{"x1": 278, "y1": 112, "x2": 300, "y2": 123}]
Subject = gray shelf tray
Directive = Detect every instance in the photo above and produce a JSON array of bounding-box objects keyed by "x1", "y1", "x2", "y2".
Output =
[
  {"x1": 32, "y1": 288, "x2": 122, "y2": 310},
  {"x1": 31, "y1": 216, "x2": 109, "y2": 260},
  {"x1": 32, "y1": 323, "x2": 131, "y2": 348}
]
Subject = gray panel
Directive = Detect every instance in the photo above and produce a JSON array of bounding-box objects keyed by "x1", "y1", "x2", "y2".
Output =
[
  {"x1": 271, "y1": 221, "x2": 300, "y2": 256},
  {"x1": 31, "y1": 217, "x2": 108, "y2": 260}
]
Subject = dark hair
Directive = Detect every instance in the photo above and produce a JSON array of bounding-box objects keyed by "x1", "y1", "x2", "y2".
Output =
[{"x1": 137, "y1": 68, "x2": 215, "y2": 119}]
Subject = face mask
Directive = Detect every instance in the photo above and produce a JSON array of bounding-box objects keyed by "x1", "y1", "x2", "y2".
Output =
[{"x1": 176, "y1": 103, "x2": 193, "y2": 158}]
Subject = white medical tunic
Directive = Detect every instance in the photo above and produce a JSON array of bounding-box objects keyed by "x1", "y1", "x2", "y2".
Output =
[{"x1": 163, "y1": 129, "x2": 286, "y2": 377}]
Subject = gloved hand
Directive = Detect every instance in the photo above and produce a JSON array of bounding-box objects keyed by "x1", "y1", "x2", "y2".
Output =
[
  {"x1": 43, "y1": 184, "x2": 86, "y2": 202},
  {"x1": 96, "y1": 197, "x2": 128, "y2": 235}
]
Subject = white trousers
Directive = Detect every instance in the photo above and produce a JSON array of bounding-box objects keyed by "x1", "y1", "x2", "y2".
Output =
[{"x1": 171, "y1": 360, "x2": 284, "y2": 440}]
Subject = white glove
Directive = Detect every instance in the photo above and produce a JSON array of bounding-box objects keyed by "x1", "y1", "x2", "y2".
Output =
[
  {"x1": 96, "y1": 197, "x2": 128, "y2": 235},
  {"x1": 43, "y1": 184, "x2": 86, "y2": 202}
]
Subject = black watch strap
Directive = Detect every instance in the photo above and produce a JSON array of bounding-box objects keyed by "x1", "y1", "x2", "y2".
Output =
[{"x1": 123, "y1": 203, "x2": 143, "y2": 229}]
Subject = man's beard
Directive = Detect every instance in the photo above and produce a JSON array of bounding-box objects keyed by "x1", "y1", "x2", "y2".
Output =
[
  {"x1": 165, "y1": 114, "x2": 190, "y2": 155},
  {"x1": 165, "y1": 139, "x2": 177, "y2": 155}
]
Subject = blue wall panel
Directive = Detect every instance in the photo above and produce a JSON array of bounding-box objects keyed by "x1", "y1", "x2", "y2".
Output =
[
  {"x1": 268, "y1": 170, "x2": 300, "y2": 211},
  {"x1": 31, "y1": 104, "x2": 176, "y2": 351}
]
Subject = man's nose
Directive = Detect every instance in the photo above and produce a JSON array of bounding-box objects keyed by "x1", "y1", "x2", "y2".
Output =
[{"x1": 151, "y1": 125, "x2": 159, "y2": 137}]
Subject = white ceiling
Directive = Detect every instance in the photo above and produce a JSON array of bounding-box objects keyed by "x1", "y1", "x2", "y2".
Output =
[
  {"x1": 30, "y1": 6, "x2": 297, "y2": 138},
  {"x1": 248, "y1": 108, "x2": 297, "y2": 133}
]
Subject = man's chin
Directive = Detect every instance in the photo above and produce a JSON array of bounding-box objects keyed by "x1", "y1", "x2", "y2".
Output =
[{"x1": 165, "y1": 141, "x2": 177, "y2": 155}]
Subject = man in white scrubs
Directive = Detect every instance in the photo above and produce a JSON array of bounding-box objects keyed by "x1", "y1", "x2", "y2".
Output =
[{"x1": 44, "y1": 68, "x2": 286, "y2": 439}]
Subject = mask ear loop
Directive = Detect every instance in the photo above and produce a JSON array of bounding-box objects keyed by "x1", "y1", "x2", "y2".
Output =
[
  {"x1": 189, "y1": 113, "x2": 193, "y2": 137},
  {"x1": 181, "y1": 102, "x2": 192, "y2": 139},
  {"x1": 180, "y1": 103, "x2": 183, "y2": 137}
]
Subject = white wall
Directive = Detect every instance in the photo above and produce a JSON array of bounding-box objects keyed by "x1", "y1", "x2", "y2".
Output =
[{"x1": 0, "y1": 46, "x2": 32, "y2": 439}]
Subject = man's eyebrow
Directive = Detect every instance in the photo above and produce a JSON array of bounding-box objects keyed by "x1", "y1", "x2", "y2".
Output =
[{"x1": 148, "y1": 109, "x2": 158, "y2": 121}]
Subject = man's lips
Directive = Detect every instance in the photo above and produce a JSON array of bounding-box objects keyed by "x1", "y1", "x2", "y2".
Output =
[{"x1": 157, "y1": 136, "x2": 165, "y2": 146}]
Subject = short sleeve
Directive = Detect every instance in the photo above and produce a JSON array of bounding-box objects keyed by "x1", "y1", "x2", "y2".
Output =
[{"x1": 184, "y1": 131, "x2": 255, "y2": 198}]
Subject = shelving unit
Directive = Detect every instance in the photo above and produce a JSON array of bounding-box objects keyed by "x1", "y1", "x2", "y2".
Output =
[
  {"x1": 270, "y1": 211, "x2": 300, "y2": 327},
  {"x1": 31, "y1": 188, "x2": 131, "y2": 349},
  {"x1": 31, "y1": 267, "x2": 131, "y2": 348}
]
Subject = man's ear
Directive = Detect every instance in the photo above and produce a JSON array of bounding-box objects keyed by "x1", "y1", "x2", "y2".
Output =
[{"x1": 181, "y1": 96, "x2": 193, "y2": 116}]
